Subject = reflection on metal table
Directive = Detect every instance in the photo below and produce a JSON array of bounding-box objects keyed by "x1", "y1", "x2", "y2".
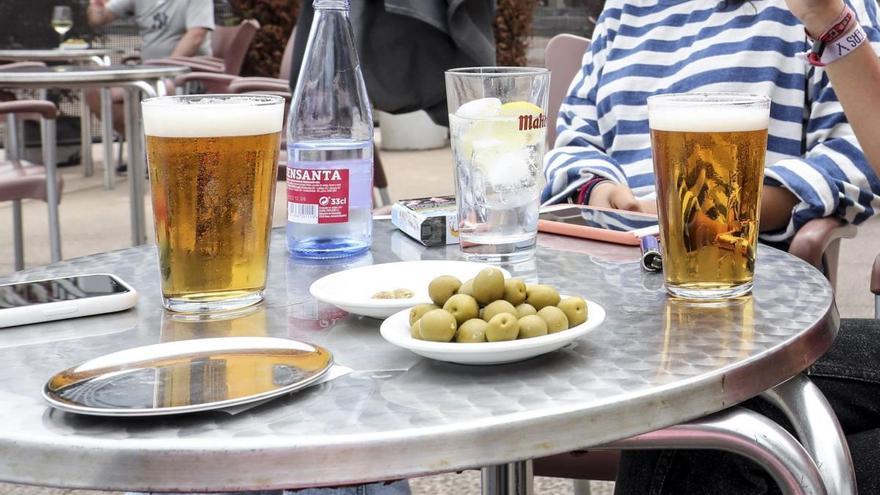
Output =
[
  {"x1": 0, "y1": 64, "x2": 190, "y2": 246},
  {"x1": 0, "y1": 222, "x2": 850, "y2": 495}
]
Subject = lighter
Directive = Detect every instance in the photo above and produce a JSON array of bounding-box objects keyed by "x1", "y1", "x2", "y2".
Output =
[{"x1": 640, "y1": 235, "x2": 662, "y2": 272}]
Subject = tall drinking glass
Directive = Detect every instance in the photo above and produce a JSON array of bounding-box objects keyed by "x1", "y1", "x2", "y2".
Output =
[
  {"x1": 445, "y1": 67, "x2": 550, "y2": 263},
  {"x1": 142, "y1": 95, "x2": 284, "y2": 313},
  {"x1": 647, "y1": 93, "x2": 770, "y2": 300}
]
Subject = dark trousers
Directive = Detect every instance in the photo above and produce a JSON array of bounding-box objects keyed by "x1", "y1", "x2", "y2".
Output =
[{"x1": 614, "y1": 318, "x2": 880, "y2": 495}]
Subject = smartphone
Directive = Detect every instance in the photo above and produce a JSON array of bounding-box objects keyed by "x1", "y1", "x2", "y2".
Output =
[
  {"x1": 538, "y1": 204, "x2": 659, "y2": 246},
  {"x1": 0, "y1": 273, "x2": 138, "y2": 329}
]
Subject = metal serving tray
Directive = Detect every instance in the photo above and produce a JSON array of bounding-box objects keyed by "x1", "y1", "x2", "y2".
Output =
[{"x1": 43, "y1": 337, "x2": 333, "y2": 417}]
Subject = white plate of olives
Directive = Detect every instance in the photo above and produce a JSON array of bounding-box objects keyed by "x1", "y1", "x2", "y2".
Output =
[
  {"x1": 309, "y1": 261, "x2": 511, "y2": 319},
  {"x1": 379, "y1": 268, "x2": 606, "y2": 365}
]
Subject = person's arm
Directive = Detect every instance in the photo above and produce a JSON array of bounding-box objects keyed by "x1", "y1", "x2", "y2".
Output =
[
  {"x1": 542, "y1": 10, "x2": 644, "y2": 211},
  {"x1": 787, "y1": 0, "x2": 880, "y2": 173},
  {"x1": 173, "y1": 0, "x2": 215, "y2": 57},
  {"x1": 169, "y1": 27, "x2": 209, "y2": 57},
  {"x1": 86, "y1": 0, "x2": 116, "y2": 27},
  {"x1": 760, "y1": 0, "x2": 880, "y2": 241}
]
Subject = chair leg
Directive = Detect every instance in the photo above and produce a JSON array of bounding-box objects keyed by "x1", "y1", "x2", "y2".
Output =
[
  {"x1": 373, "y1": 144, "x2": 391, "y2": 206},
  {"x1": 118, "y1": 131, "x2": 125, "y2": 168},
  {"x1": 573, "y1": 480, "x2": 592, "y2": 495},
  {"x1": 41, "y1": 117, "x2": 62, "y2": 263},
  {"x1": 100, "y1": 87, "x2": 115, "y2": 189},
  {"x1": 12, "y1": 199, "x2": 24, "y2": 271},
  {"x1": 80, "y1": 89, "x2": 94, "y2": 177}
]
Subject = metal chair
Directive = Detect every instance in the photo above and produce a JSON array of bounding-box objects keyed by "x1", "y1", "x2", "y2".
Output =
[
  {"x1": 872, "y1": 254, "x2": 880, "y2": 318},
  {"x1": 544, "y1": 34, "x2": 591, "y2": 149},
  {"x1": 1, "y1": 100, "x2": 62, "y2": 271},
  {"x1": 530, "y1": 32, "x2": 859, "y2": 494}
]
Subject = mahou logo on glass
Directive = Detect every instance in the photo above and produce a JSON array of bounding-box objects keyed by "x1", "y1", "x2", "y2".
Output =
[
  {"x1": 518, "y1": 113, "x2": 546, "y2": 131},
  {"x1": 287, "y1": 166, "x2": 350, "y2": 224}
]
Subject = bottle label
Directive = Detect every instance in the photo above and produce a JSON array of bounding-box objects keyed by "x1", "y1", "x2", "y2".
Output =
[{"x1": 287, "y1": 167, "x2": 350, "y2": 224}]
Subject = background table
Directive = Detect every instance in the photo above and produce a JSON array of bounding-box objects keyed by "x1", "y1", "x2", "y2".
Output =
[
  {"x1": 0, "y1": 49, "x2": 113, "y2": 178},
  {"x1": 0, "y1": 224, "x2": 843, "y2": 494},
  {"x1": 0, "y1": 64, "x2": 189, "y2": 246},
  {"x1": 0, "y1": 49, "x2": 111, "y2": 65}
]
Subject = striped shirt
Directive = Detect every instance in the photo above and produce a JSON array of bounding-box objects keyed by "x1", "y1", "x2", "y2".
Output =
[{"x1": 542, "y1": 0, "x2": 880, "y2": 241}]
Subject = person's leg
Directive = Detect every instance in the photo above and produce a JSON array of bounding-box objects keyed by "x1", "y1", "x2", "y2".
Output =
[
  {"x1": 805, "y1": 318, "x2": 880, "y2": 432},
  {"x1": 85, "y1": 87, "x2": 126, "y2": 136},
  {"x1": 613, "y1": 397, "x2": 788, "y2": 495},
  {"x1": 615, "y1": 318, "x2": 880, "y2": 495}
]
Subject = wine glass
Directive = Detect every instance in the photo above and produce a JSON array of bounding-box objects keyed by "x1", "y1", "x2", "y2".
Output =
[{"x1": 51, "y1": 6, "x2": 73, "y2": 47}]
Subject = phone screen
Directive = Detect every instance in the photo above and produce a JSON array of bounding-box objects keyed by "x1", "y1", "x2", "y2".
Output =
[
  {"x1": 0, "y1": 275, "x2": 130, "y2": 309},
  {"x1": 539, "y1": 206, "x2": 658, "y2": 232}
]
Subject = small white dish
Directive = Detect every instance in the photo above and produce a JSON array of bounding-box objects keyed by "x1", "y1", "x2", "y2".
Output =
[
  {"x1": 309, "y1": 260, "x2": 510, "y2": 319},
  {"x1": 379, "y1": 299, "x2": 606, "y2": 365}
]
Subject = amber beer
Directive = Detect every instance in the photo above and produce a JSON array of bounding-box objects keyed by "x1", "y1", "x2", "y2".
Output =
[
  {"x1": 142, "y1": 95, "x2": 284, "y2": 312},
  {"x1": 648, "y1": 94, "x2": 770, "y2": 299}
]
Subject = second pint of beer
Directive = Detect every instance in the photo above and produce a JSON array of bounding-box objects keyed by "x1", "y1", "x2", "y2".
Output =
[
  {"x1": 142, "y1": 95, "x2": 284, "y2": 313},
  {"x1": 648, "y1": 93, "x2": 770, "y2": 300}
]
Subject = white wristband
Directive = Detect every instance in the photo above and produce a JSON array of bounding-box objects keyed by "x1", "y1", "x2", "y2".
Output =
[{"x1": 820, "y1": 23, "x2": 868, "y2": 65}]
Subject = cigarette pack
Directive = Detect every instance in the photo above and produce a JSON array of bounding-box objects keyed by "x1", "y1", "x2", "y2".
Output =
[{"x1": 391, "y1": 196, "x2": 459, "y2": 246}]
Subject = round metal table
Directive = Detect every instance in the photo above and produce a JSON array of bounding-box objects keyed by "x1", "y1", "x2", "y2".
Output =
[
  {"x1": 0, "y1": 224, "x2": 850, "y2": 495},
  {"x1": 0, "y1": 64, "x2": 189, "y2": 247}
]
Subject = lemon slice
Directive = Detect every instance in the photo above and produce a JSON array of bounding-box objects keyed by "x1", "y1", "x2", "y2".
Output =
[{"x1": 499, "y1": 101, "x2": 543, "y2": 117}]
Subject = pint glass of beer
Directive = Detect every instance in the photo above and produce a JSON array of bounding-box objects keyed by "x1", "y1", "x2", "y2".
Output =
[
  {"x1": 647, "y1": 93, "x2": 770, "y2": 300},
  {"x1": 142, "y1": 95, "x2": 284, "y2": 313}
]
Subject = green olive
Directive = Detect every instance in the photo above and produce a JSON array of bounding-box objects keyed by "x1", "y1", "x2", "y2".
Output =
[
  {"x1": 409, "y1": 303, "x2": 440, "y2": 326},
  {"x1": 538, "y1": 306, "x2": 569, "y2": 333},
  {"x1": 428, "y1": 275, "x2": 462, "y2": 306},
  {"x1": 518, "y1": 315, "x2": 548, "y2": 339},
  {"x1": 485, "y1": 313, "x2": 520, "y2": 342},
  {"x1": 457, "y1": 279, "x2": 475, "y2": 296},
  {"x1": 410, "y1": 319, "x2": 423, "y2": 339},
  {"x1": 503, "y1": 278, "x2": 527, "y2": 305},
  {"x1": 515, "y1": 303, "x2": 537, "y2": 318},
  {"x1": 481, "y1": 300, "x2": 518, "y2": 322},
  {"x1": 455, "y1": 318, "x2": 488, "y2": 343},
  {"x1": 558, "y1": 297, "x2": 588, "y2": 326},
  {"x1": 472, "y1": 267, "x2": 505, "y2": 305},
  {"x1": 418, "y1": 309, "x2": 458, "y2": 342},
  {"x1": 443, "y1": 294, "x2": 480, "y2": 325},
  {"x1": 526, "y1": 284, "x2": 561, "y2": 310}
]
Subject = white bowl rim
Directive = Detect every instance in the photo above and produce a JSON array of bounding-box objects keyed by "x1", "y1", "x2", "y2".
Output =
[
  {"x1": 380, "y1": 299, "x2": 605, "y2": 353},
  {"x1": 309, "y1": 260, "x2": 512, "y2": 310}
]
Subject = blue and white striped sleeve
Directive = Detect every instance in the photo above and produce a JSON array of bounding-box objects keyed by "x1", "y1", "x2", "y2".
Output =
[
  {"x1": 541, "y1": 18, "x2": 627, "y2": 205},
  {"x1": 762, "y1": 0, "x2": 880, "y2": 242}
]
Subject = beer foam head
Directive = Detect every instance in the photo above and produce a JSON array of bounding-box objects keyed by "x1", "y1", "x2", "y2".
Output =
[
  {"x1": 142, "y1": 95, "x2": 284, "y2": 137},
  {"x1": 648, "y1": 94, "x2": 770, "y2": 132}
]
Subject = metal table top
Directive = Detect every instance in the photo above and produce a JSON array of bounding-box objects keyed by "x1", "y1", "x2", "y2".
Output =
[
  {"x1": 0, "y1": 223, "x2": 836, "y2": 491},
  {"x1": 0, "y1": 64, "x2": 188, "y2": 87},
  {"x1": 0, "y1": 48, "x2": 111, "y2": 62}
]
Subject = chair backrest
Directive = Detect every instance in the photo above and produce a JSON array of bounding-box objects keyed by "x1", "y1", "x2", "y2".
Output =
[
  {"x1": 0, "y1": 61, "x2": 46, "y2": 70},
  {"x1": 213, "y1": 19, "x2": 260, "y2": 75},
  {"x1": 544, "y1": 34, "x2": 591, "y2": 148},
  {"x1": 278, "y1": 26, "x2": 297, "y2": 81}
]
